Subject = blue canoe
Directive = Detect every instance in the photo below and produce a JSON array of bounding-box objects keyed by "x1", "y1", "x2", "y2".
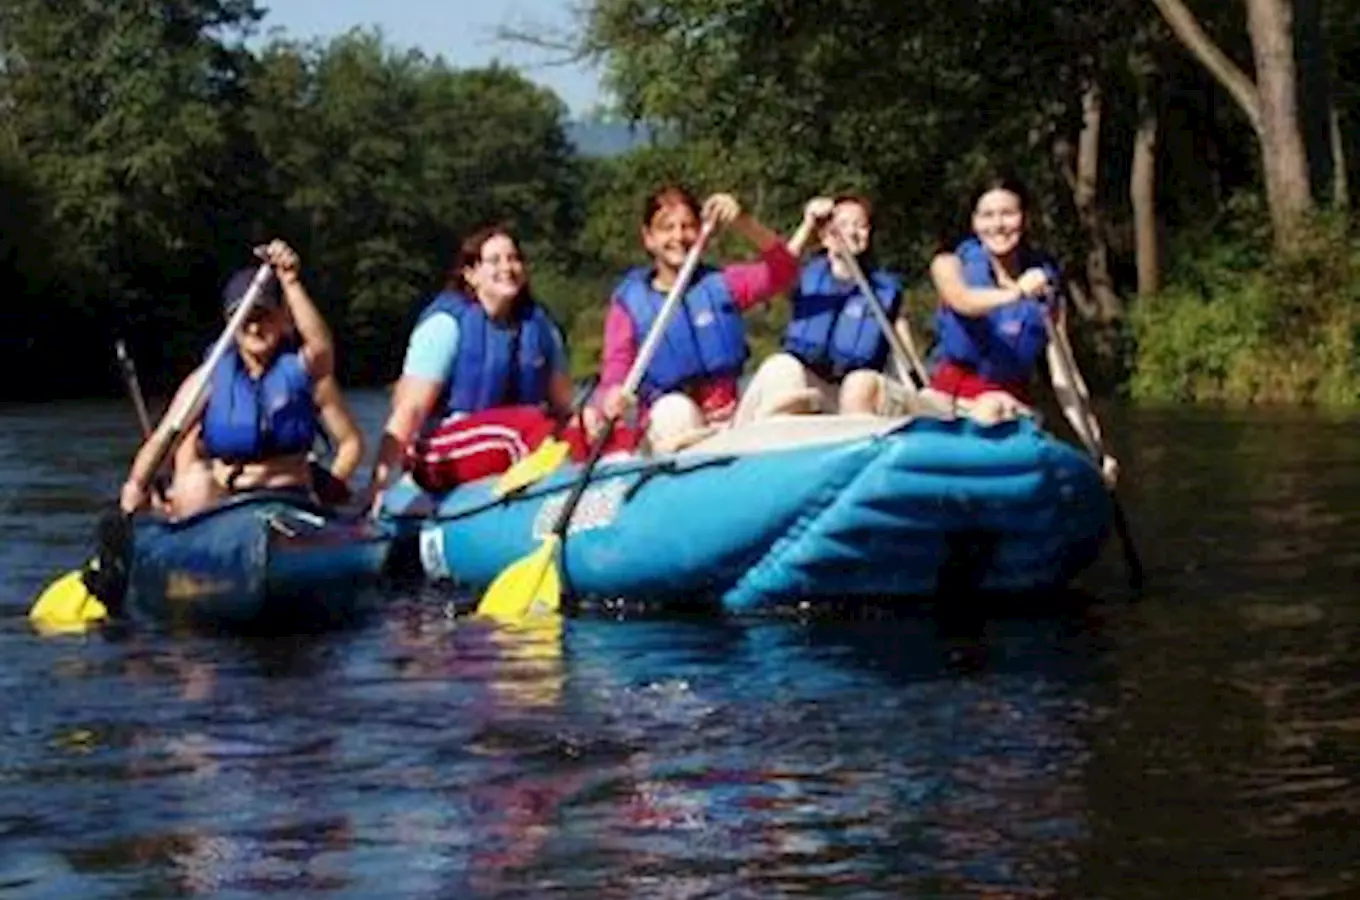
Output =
[
  {"x1": 124, "y1": 490, "x2": 392, "y2": 630},
  {"x1": 380, "y1": 413, "x2": 1113, "y2": 612}
]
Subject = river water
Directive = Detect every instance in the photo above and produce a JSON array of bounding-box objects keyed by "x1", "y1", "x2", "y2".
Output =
[{"x1": 0, "y1": 391, "x2": 1356, "y2": 898}]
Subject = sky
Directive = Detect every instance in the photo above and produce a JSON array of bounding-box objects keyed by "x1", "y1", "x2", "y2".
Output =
[{"x1": 251, "y1": 0, "x2": 605, "y2": 116}]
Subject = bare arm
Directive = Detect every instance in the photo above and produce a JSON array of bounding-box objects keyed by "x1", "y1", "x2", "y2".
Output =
[
  {"x1": 786, "y1": 217, "x2": 817, "y2": 257},
  {"x1": 262, "y1": 239, "x2": 335, "y2": 380},
  {"x1": 729, "y1": 211, "x2": 785, "y2": 250},
  {"x1": 368, "y1": 376, "x2": 441, "y2": 494},
  {"x1": 702, "y1": 192, "x2": 787, "y2": 251},
  {"x1": 548, "y1": 370, "x2": 575, "y2": 419},
  {"x1": 785, "y1": 197, "x2": 834, "y2": 258},
  {"x1": 313, "y1": 374, "x2": 364, "y2": 481},
  {"x1": 120, "y1": 366, "x2": 208, "y2": 511},
  {"x1": 929, "y1": 253, "x2": 1026, "y2": 317}
]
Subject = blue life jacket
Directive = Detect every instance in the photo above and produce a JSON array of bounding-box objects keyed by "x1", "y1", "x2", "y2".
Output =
[
  {"x1": 413, "y1": 290, "x2": 558, "y2": 416},
  {"x1": 783, "y1": 254, "x2": 902, "y2": 380},
  {"x1": 202, "y1": 348, "x2": 317, "y2": 463},
  {"x1": 612, "y1": 266, "x2": 748, "y2": 403},
  {"x1": 933, "y1": 236, "x2": 1059, "y2": 384}
]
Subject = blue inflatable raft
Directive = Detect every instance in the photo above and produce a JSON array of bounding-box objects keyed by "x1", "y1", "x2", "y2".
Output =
[
  {"x1": 124, "y1": 491, "x2": 392, "y2": 630},
  {"x1": 380, "y1": 414, "x2": 1112, "y2": 612}
]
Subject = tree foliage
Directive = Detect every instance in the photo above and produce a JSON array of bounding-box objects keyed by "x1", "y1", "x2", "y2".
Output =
[{"x1": 0, "y1": 0, "x2": 1355, "y2": 403}]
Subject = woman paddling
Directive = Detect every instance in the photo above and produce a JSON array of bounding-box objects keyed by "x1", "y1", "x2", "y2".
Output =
[
  {"x1": 366, "y1": 226, "x2": 626, "y2": 508},
  {"x1": 118, "y1": 240, "x2": 365, "y2": 518},
  {"x1": 928, "y1": 175, "x2": 1118, "y2": 486},
  {"x1": 596, "y1": 186, "x2": 798, "y2": 452},
  {"x1": 742, "y1": 193, "x2": 918, "y2": 417}
]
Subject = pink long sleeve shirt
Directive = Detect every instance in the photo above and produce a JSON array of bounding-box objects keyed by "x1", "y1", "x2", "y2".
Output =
[{"x1": 599, "y1": 243, "x2": 798, "y2": 423}]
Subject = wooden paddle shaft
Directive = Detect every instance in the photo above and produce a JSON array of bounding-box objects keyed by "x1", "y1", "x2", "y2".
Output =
[
  {"x1": 547, "y1": 224, "x2": 715, "y2": 539},
  {"x1": 136, "y1": 262, "x2": 275, "y2": 491},
  {"x1": 828, "y1": 227, "x2": 927, "y2": 390},
  {"x1": 115, "y1": 340, "x2": 153, "y2": 437},
  {"x1": 619, "y1": 220, "x2": 716, "y2": 402},
  {"x1": 1041, "y1": 311, "x2": 1102, "y2": 458}
]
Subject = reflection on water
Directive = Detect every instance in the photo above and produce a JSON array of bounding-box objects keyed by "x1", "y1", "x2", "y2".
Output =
[{"x1": 0, "y1": 396, "x2": 1358, "y2": 897}]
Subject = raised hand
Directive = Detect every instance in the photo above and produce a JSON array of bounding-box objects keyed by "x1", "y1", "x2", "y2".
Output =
[{"x1": 700, "y1": 192, "x2": 743, "y2": 228}]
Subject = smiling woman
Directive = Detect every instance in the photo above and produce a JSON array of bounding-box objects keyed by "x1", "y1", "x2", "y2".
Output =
[
  {"x1": 927, "y1": 174, "x2": 1118, "y2": 489},
  {"x1": 364, "y1": 226, "x2": 625, "y2": 510},
  {"x1": 594, "y1": 184, "x2": 798, "y2": 452},
  {"x1": 116, "y1": 239, "x2": 366, "y2": 520}
]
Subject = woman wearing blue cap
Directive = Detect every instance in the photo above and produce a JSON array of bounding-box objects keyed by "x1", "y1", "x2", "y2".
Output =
[{"x1": 117, "y1": 239, "x2": 364, "y2": 518}]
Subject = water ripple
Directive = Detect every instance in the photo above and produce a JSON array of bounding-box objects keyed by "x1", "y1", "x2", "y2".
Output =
[{"x1": 0, "y1": 398, "x2": 1358, "y2": 897}]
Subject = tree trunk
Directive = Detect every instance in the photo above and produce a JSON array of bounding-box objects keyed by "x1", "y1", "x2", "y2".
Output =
[
  {"x1": 1331, "y1": 106, "x2": 1349, "y2": 209},
  {"x1": 1149, "y1": 0, "x2": 1314, "y2": 251},
  {"x1": 1245, "y1": 0, "x2": 1313, "y2": 247},
  {"x1": 1072, "y1": 83, "x2": 1123, "y2": 321},
  {"x1": 1131, "y1": 52, "x2": 1161, "y2": 296},
  {"x1": 1148, "y1": 0, "x2": 1263, "y2": 133},
  {"x1": 1291, "y1": 0, "x2": 1335, "y2": 204}
]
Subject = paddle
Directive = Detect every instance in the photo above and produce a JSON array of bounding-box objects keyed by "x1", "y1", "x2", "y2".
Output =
[
  {"x1": 29, "y1": 262, "x2": 277, "y2": 633},
  {"x1": 493, "y1": 375, "x2": 602, "y2": 499},
  {"x1": 826, "y1": 226, "x2": 929, "y2": 389},
  {"x1": 115, "y1": 339, "x2": 176, "y2": 504},
  {"x1": 476, "y1": 220, "x2": 717, "y2": 624},
  {"x1": 1041, "y1": 311, "x2": 1145, "y2": 591},
  {"x1": 115, "y1": 340, "x2": 154, "y2": 436}
]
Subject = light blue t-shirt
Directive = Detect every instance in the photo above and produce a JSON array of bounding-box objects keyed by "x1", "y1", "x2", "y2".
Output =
[{"x1": 400, "y1": 311, "x2": 569, "y2": 384}]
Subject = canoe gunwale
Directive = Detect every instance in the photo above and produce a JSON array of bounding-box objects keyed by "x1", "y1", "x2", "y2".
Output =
[{"x1": 135, "y1": 488, "x2": 338, "y2": 532}]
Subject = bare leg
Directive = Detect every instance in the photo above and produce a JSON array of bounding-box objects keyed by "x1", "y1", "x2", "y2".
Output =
[
  {"x1": 838, "y1": 370, "x2": 883, "y2": 415},
  {"x1": 645, "y1": 393, "x2": 711, "y2": 454},
  {"x1": 733, "y1": 353, "x2": 825, "y2": 423}
]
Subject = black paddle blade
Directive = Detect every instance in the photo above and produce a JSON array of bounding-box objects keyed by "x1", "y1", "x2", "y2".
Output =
[{"x1": 80, "y1": 505, "x2": 133, "y2": 614}]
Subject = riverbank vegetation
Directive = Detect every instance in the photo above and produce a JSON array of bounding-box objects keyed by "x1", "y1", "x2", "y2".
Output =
[{"x1": 0, "y1": 0, "x2": 1355, "y2": 404}]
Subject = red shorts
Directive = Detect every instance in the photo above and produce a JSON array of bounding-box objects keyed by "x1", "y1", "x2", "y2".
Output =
[
  {"x1": 407, "y1": 406, "x2": 640, "y2": 493},
  {"x1": 929, "y1": 361, "x2": 1033, "y2": 406}
]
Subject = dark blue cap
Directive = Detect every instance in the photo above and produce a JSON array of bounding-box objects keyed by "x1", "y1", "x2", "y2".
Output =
[{"x1": 222, "y1": 267, "x2": 281, "y2": 317}]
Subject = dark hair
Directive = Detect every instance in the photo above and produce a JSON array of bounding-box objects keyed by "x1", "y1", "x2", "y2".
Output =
[
  {"x1": 831, "y1": 193, "x2": 873, "y2": 223},
  {"x1": 446, "y1": 224, "x2": 517, "y2": 292},
  {"x1": 642, "y1": 184, "x2": 700, "y2": 227},
  {"x1": 445, "y1": 225, "x2": 532, "y2": 313},
  {"x1": 933, "y1": 173, "x2": 1033, "y2": 255},
  {"x1": 967, "y1": 174, "x2": 1031, "y2": 218},
  {"x1": 818, "y1": 193, "x2": 879, "y2": 267}
]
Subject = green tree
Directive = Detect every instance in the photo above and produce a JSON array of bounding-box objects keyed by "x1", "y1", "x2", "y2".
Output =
[
  {"x1": 0, "y1": 0, "x2": 264, "y2": 392},
  {"x1": 247, "y1": 29, "x2": 586, "y2": 383}
]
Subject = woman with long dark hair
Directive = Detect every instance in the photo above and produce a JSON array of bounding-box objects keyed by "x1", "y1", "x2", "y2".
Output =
[{"x1": 928, "y1": 175, "x2": 1118, "y2": 485}]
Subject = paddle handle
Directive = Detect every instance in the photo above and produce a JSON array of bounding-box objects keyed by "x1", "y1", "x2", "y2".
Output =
[
  {"x1": 115, "y1": 340, "x2": 154, "y2": 436},
  {"x1": 134, "y1": 262, "x2": 274, "y2": 493},
  {"x1": 828, "y1": 227, "x2": 928, "y2": 389},
  {"x1": 619, "y1": 219, "x2": 716, "y2": 402},
  {"x1": 548, "y1": 224, "x2": 716, "y2": 539}
]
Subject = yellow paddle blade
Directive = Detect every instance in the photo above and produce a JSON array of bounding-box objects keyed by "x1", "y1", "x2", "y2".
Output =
[
  {"x1": 476, "y1": 535, "x2": 562, "y2": 624},
  {"x1": 29, "y1": 565, "x2": 109, "y2": 635},
  {"x1": 494, "y1": 438, "x2": 571, "y2": 498}
]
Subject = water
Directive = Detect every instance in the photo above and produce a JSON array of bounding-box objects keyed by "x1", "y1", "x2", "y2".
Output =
[{"x1": 1, "y1": 392, "x2": 1357, "y2": 898}]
